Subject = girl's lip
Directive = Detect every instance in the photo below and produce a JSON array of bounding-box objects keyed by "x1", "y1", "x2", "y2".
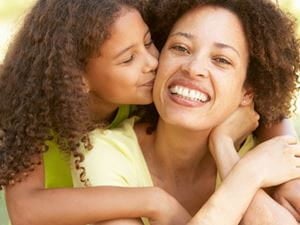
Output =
[{"x1": 141, "y1": 78, "x2": 155, "y2": 87}]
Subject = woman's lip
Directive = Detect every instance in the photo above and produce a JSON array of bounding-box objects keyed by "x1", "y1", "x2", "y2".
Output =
[
  {"x1": 168, "y1": 79, "x2": 211, "y2": 97},
  {"x1": 167, "y1": 91, "x2": 209, "y2": 107}
]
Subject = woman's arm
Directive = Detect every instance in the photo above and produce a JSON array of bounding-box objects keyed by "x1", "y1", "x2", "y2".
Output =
[
  {"x1": 273, "y1": 179, "x2": 300, "y2": 222},
  {"x1": 209, "y1": 108, "x2": 298, "y2": 225},
  {"x1": 256, "y1": 118, "x2": 300, "y2": 222},
  {"x1": 5, "y1": 159, "x2": 190, "y2": 225},
  {"x1": 191, "y1": 135, "x2": 300, "y2": 225},
  {"x1": 209, "y1": 136, "x2": 297, "y2": 225}
]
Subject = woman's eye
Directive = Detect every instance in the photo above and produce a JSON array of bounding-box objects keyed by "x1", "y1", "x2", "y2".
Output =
[
  {"x1": 214, "y1": 57, "x2": 231, "y2": 65},
  {"x1": 171, "y1": 45, "x2": 190, "y2": 54},
  {"x1": 122, "y1": 55, "x2": 134, "y2": 64},
  {"x1": 145, "y1": 40, "x2": 153, "y2": 48}
]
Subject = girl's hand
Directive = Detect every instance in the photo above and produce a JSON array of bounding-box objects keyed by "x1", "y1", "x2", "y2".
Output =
[
  {"x1": 210, "y1": 104, "x2": 259, "y2": 150},
  {"x1": 149, "y1": 188, "x2": 191, "y2": 225},
  {"x1": 242, "y1": 135, "x2": 300, "y2": 188},
  {"x1": 273, "y1": 179, "x2": 300, "y2": 222}
]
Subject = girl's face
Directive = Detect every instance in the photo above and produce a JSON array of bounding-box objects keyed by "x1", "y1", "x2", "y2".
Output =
[
  {"x1": 153, "y1": 6, "x2": 250, "y2": 131},
  {"x1": 85, "y1": 7, "x2": 158, "y2": 105}
]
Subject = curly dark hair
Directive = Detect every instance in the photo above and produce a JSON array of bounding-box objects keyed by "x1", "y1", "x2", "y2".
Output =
[
  {"x1": 0, "y1": 0, "x2": 147, "y2": 188},
  {"x1": 145, "y1": 0, "x2": 300, "y2": 126}
]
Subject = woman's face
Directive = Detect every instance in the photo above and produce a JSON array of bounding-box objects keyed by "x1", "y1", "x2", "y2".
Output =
[
  {"x1": 85, "y1": 7, "x2": 159, "y2": 105},
  {"x1": 153, "y1": 6, "x2": 250, "y2": 130}
]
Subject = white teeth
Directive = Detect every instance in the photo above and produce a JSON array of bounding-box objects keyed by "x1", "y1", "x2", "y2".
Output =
[{"x1": 169, "y1": 86, "x2": 209, "y2": 102}]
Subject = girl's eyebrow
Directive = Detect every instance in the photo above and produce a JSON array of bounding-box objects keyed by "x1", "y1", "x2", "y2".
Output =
[
  {"x1": 114, "y1": 45, "x2": 134, "y2": 59},
  {"x1": 114, "y1": 30, "x2": 151, "y2": 59},
  {"x1": 144, "y1": 30, "x2": 150, "y2": 38}
]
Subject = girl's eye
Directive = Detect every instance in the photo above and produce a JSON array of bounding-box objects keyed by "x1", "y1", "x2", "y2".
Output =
[
  {"x1": 170, "y1": 45, "x2": 190, "y2": 54},
  {"x1": 145, "y1": 40, "x2": 153, "y2": 48},
  {"x1": 122, "y1": 55, "x2": 134, "y2": 64}
]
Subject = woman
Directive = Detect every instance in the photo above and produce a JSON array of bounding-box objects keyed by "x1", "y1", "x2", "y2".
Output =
[{"x1": 73, "y1": 0, "x2": 300, "y2": 224}]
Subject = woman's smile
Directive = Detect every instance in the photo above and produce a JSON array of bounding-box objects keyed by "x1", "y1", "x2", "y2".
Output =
[{"x1": 168, "y1": 79, "x2": 211, "y2": 107}]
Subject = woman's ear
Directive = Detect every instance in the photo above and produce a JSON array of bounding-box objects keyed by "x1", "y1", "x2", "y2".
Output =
[{"x1": 240, "y1": 87, "x2": 254, "y2": 106}]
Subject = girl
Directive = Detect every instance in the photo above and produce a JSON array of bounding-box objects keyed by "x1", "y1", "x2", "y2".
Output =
[{"x1": 0, "y1": 1, "x2": 189, "y2": 225}]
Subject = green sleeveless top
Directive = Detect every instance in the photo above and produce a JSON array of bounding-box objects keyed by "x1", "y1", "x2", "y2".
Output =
[{"x1": 43, "y1": 105, "x2": 132, "y2": 188}]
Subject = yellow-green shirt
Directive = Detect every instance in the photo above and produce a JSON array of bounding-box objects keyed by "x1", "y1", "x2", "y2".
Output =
[{"x1": 43, "y1": 105, "x2": 132, "y2": 188}]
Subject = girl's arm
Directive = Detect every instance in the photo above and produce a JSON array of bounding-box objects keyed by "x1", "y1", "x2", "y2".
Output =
[
  {"x1": 255, "y1": 118, "x2": 299, "y2": 143},
  {"x1": 5, "y1": 158, "x2": 190, "y2": 225},
  {"x1": 209, "y1": 108, "x2": 298, "y2": 225},
  {"x1": 125, "y1": 157, "x2": 260, "y2": 225}
]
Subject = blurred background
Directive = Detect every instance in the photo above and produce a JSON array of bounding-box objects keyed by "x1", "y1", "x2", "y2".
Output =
[{"x1": 0, "y1": 0, "x2": 300, "y2": 224}]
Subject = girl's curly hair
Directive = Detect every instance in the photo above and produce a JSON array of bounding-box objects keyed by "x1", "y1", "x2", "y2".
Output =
[
  {"x1": 0, "y1": 0, "x2": 146, "y2": 188},
  {"x1": 145, "y1": 0, "x2": 300, "y2": 126}
]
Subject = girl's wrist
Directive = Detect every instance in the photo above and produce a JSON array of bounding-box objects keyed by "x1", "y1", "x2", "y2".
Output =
[{"x1": 143, "y1": 187, "x2": 167, "y2": 219}]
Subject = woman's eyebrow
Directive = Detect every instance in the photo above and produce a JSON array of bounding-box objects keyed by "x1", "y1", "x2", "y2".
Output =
[
  {"x1": 169, "y1": 31, "x2": 194, "y2": 40},
  {"x1": 214, "y1": 42, "x2": 240, "y2": 57},
  {"x1": 169, "y1": 32, "x2": 240, "y2": 57}
]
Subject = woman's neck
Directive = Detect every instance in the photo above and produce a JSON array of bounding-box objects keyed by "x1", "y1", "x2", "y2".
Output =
[
  {"x1": 145, "y1": 118, "x2": 213, "y2": 182},
  {"x1": 137, "y1": 119, "x2": 217, "y2": 215}
]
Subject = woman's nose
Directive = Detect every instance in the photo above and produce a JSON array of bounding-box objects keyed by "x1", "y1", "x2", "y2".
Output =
[{"x1": 181, "y1": 56, "x2": 209, "y2": 78}]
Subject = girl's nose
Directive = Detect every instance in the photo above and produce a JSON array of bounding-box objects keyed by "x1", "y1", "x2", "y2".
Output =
[{"x1": 143, "y1": 46, "x2": 159, "y2": 73}]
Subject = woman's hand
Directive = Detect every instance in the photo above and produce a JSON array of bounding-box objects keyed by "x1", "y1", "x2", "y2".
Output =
[
  {"x1": 273, "y1": 179, "x2": 300, "y2": 222},
  {"x1": 242, "y1": 135, "x2": 300, "y2": 188},
  {"x1": 209, "y1": 104, "x2": 259, "y2": 150},
  {"x1": 208, "y1": 104, "x2": 259, "y2": 178}
]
